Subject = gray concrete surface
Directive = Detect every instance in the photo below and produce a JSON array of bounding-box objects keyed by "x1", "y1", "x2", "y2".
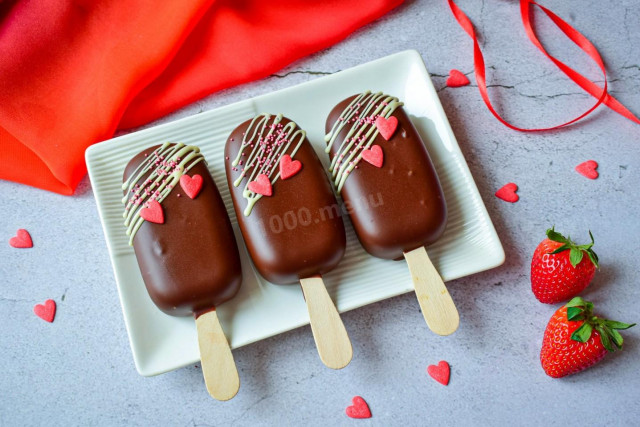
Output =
[{"x1": 1, "y1": 0, "x2": 639, "y2": 425}]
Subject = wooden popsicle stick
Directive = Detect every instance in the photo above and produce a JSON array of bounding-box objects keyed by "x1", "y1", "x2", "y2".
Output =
[
  {"x1": 195, "y1": 309, "x2": 240, "y2": 401},
  {"x1": 404, "y1": 246, "x2": 459, "y2": 336},
  {"x1": 300, "y1": 276, "x2": 353, "y2": 370}
]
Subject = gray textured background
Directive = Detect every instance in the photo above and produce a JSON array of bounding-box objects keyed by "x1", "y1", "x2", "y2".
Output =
[{"x1": 1, "y1": 0, "x2": 639, "y2": 425}]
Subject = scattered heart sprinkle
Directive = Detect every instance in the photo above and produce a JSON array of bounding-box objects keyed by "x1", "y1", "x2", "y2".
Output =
[
  {"x1": 280, "y1": 154, "x2": 302, "y2": 180},
  {"x1": 248, "y1": 174, "x2": 273, "y2": 196},
  {"x1": 139, "y1": 199, "x2": 165, "y2": 224},
  {"x1": 427, "y1": 360, "x2": 451, "y2": 385},
  {"x1": 575, "y1": 160, "x2": 598, "y2": 179},
  {"x1": 361, "y1": 145, "x2": 384, "y2": 168},
  {"x1": 345, "y1": 396, "x2": 371, "y2": 419},
  {"x1": 9, "y1": 228, "x2": 33, "y2": 248},
  {"x1": 446, "y1": 69, "x2": 470, "y2": 87},
  {"x1": 375, "y1": 116, "x2": 398, "y2": 140},
  {"x1": 34, "y1": 299, "x2": 56, "y2": 323},
  {"x1": 180, "y1": 174, "x2": 203, "y2": 199},
  {"x1": 495, "y1": 183, "x2": 519, "y2": 203}
]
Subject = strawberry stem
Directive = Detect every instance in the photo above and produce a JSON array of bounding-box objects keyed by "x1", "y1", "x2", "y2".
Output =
[
  {"x1": 564, "y1": 297, "x2": 635, "y2": 352},
  {"x1": 546, "y1": 227, "x2": 599, "y2": 268}
]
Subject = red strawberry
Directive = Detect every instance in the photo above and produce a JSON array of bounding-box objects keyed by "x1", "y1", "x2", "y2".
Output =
[
  {"x1": 531, "y1": 227, "x2": 598, "y2": 304},
  {"x1": 540, "y1": 297, "x2": 634, "y2": 378}
]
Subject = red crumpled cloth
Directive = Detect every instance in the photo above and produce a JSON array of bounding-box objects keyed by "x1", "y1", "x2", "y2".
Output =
[{"x1": 0, "y1": 0, "x2": 402, "y2": 195}]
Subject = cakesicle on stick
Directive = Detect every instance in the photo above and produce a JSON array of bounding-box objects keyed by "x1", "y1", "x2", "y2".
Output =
[
  {"x1": 324, "y1": 91, "x2": 459, "y2": 336},
  {"x1": 122, "y1": 143, "x2": 242, "y2": 400},
  {"x1": 225, "y1": 114, "x2": 352, "y2": 369}
]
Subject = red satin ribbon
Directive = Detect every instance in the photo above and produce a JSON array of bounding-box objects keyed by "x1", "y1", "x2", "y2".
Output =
[{"x1": 447, "y1": 0, "x2": 640, "y2": 131}]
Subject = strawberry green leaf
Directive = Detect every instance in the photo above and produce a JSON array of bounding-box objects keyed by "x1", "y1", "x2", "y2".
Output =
[
  {"x1": 596, "y1": 325, "x2": 614, "y2": 352},
  {"x1": 565, "y1": 297, "x2": 586, "y2": 308},
  {"x1": 608, "y1": 328, "x2": 624, "y2": 349},
  {"x1": 567, "y1": 307, "x2": 584, "y2": 321},
  {"x1": 586, "y1": 249, "x2": 599, "y2": 268},
  {"x1": 605, "y1": 321, "x2": 636, "y2": 330},
  {"x1": 546, "y1": 227, "x2": 568, "y2": 244},
  {"x1": 569, "y1": 248, "x2": 584, "y2": 267},
  {"x1": 550, "y1": 244, "x2": 571, "y2": 255},
  {"x1": 571, "y1": 323, "x2": 593, "y2": 342}
]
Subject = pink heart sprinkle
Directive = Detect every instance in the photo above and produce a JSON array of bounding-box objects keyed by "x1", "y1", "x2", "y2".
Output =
[
  {"x1": 34, "y1": 299, "x2": 56, "y2": 323},
  {"x1": 575, "y1": 160, "x2": 598, "y2": 179},
  {"x1": 375, "y1": 116, "x2": 398, "y2": 140},
  {"x1": 280, "y1": 155, "x2": 302, "y2": 180},
  {"x1": 248, "y1": 174, "x2": 272, "y2": 196},
  {"x1": 180, "y1": 174, "x2": 203, "y2": 199},
  {"x1": 446, "y1": 69, "x2": 470, "y2": 87},
  {"x1": 345, "y1": 396, "x2": 371, "y2": 419},
  {"x1": 495, "y1": 183, "x2": 519, "y2": 203},
  {"x1": 139, "y1": 199, "x2": 165, "y2": 224},
  {"x1": 361, "y1": 145, "x2": 384, "y2": 168},
  {"x1": 427, "y1": 360, "x2": 451, "y2": 385},
  {"x1": 9, "y1": 229, "x2": 33, "y2": 248}
]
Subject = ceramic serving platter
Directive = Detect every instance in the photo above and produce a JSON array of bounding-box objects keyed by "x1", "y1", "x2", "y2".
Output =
[{"x1": 85, "y1": 50, "x2": 505, "y2": 376}]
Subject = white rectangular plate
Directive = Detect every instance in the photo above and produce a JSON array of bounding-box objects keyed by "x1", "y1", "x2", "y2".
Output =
[{"x1": 86, "y1": 50, "x2": 504, "y2": 377}]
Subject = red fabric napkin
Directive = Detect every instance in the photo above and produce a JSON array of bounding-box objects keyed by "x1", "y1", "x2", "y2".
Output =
[{"x1": 0, "y1": 0, "x2": 402, "y2": 195}]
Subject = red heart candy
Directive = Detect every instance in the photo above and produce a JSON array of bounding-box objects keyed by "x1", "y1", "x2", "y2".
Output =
[
  {"x1": 9, "y1": 228, "x2": 33, "y2": 248},
  {"x1": 248, "y1": 174, "x2": 272, "y2": 196},
  {"x1": 495, "y1": 183, "x2": 519, "y2": 203},
  {"x1": 345, "y1": 396, "x2": 371, "y2": 419},
  {"x1": 34, "y1": 299, "x2": 56, "y2": 323},
  {"x1": 575, "y1": 160, "x2": 598, "y2": 179},
  {"x1": 375, "y1": 116, "x2": 398, "y2": 140},
  {"x1": 446, "y1": 69, "x2": 470, "y2": 87},
  {"x1": 361, "y1": 145, "x2": 384, "y2": 168},
  {"x1": 427, "y1": 360, "x2": 451, "y2": 386},
  {"x1": 180, "y1": 174, "x2": 203, "y2": 199},
  {"x1": 139, "y1": 199, "x2": 165, "y2": 224},
  {"x1": 280, "y1": 154, "x2": 302, "y2": 180}
]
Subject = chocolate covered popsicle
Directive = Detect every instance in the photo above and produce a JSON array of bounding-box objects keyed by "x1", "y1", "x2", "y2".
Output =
[
  {"x1": 122, "y1": 143, "x2": 242, "y2": 400},
  {"x1": 225, "y1": 114, "x2": 352, "y2": 369},
  {"x1": 325, "y1": 91, "x2": 459, "y2": 336}
]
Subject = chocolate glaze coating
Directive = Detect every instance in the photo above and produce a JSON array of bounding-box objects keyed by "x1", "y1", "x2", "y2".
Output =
[
  {"x1": 225, "y1": 116, "x2": 346, "y2": 285},
  {"x1": 123, "y1": 145, "x2": 242, "y2": 317},
  {"x1": 325, "y1": 94, "x2": 447, "y2": 260}
]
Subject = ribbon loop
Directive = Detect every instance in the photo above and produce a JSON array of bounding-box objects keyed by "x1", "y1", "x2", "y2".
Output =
[{"x1": 447, "y1": 0, "x2": 640, "y2": 131}]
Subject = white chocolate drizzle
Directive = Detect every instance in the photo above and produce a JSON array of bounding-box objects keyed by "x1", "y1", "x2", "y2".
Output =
[
  {"x1": 324, "y1": 91, "x2": 403, "y2": 192},
  {"x1": 121, "y1": 143, "x2": 204, "y2": 245},
  {"x1": 231, "y1": 113, "x2": 305, "y2": 216}
]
